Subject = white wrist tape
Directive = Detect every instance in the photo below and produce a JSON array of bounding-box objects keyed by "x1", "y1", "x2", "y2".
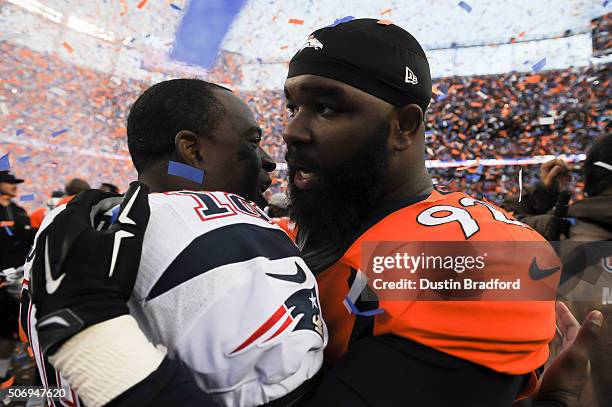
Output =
[{"x1": 49, "y1": 315, "x2": 166, "y2": 407}]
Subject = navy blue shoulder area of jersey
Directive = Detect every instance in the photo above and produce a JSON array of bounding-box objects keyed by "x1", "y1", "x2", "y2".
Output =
[{"x1": 146, "y1": 223, "x2": 301, "y2": 301}]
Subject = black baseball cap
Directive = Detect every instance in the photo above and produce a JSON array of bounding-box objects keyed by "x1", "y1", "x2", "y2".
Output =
[
  {"x1": 0, "y1": 171, "x2": 24, "y2": 184},
  {"x1": 287, "y1": 18, "x2": 432, "y2": 114}
]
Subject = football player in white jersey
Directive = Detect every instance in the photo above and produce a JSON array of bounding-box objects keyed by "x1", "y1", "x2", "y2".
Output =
[{"x1": 20, "y1": 79, "x2": 326, "y2": 407}]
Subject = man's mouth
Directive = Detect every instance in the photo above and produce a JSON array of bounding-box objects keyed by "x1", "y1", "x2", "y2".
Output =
[{"x1": 292, "y1": 167, "x2": 319, "y2": 190}]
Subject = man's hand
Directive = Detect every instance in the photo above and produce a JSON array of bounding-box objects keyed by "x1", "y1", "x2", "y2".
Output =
[
  {"x1": 30, "y1": 182, "x2": 150, "y2": 356},
  {"x1": 540, "y1": 159, "x2": 571, "y2": 191},
  {"x1": 535, "y1": 302, "x2": 603, "y2": 407}
]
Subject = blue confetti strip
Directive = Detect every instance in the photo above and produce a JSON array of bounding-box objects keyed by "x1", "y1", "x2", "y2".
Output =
[
  {"x1": 168, "y1": 160, "x2": 204, "y2": 183},
  {"x1": 4, "y1": 226, "x2": 13, "y2": 236},
  {"x1": 170, "y1": 3, "x2": 182, "y2": 10},
  {"x1": 51, "y1": 128, "x2": 69, "y2": 138},
  {"x1": 16, "y1": 129, "x2": 24, "y2": 136},
  {"x1": 0, "y1": 154, "x2": 9, "y2": 171},
  {"x1": 17, "y1": 156, "x2": 30, "y2": 163},
  {"x1": 19, "y1": 194, "x2": 35, "y2": 202},
  {"x1": 532, "y1": 57, "x2": 546, "y2": 73},
  {"x1": 458, "y1": 1, "x2": 472, "y2": 12},
  {"x1": 325, "y1": 16, "x2": 355, "y2": 28},
  {"x1": 344, "y1": 296, "x2": 385, "y2": 317},
  {"x1": 604, "y1": 0, "x2": 610, "y2": 7}
]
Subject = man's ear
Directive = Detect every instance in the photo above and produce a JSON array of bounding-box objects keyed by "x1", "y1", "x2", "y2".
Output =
[
  {"x1": 174, "y1": 130, "x2": 204, "y2": 168},
  {"x1": 390, "y1": 104, "x2": 423, "y2": 151}
]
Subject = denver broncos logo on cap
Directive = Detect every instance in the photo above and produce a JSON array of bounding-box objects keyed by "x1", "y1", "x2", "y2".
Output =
[{"x1": 299, "y1": 35, "x2": 323, "y2": 52}]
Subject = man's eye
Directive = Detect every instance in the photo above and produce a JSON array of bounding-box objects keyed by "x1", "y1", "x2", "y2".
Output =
[{"x1": 316, "y1": 104, "x2": 335, "y2": 115}]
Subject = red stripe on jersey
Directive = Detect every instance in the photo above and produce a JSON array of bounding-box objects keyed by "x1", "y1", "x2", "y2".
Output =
[
  {"x1": 264, "y1": 314, "x2": 294, "y2": 343},
  {"x1": 231, "y1": 304, "x2": 287, "y2": 354}
]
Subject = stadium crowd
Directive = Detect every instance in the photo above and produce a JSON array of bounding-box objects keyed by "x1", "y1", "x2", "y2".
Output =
[{"x1": 1, "y1": 41, "x2": 610, "y2": 212}]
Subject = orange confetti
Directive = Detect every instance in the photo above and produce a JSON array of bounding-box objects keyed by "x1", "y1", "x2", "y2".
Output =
[
  {"x1": 137, "y1": 0, "x2": 148, "y2": 9},
  {"x1": 119, "y1": 0, "x2": 128, "y2": 16},
  {"x1": 377, "y1": 19, "x2": 393, "y2": 25},
  {"x1": 525, "y1": 74, "x2": 542, "y2": 84},
  {"x1": 62, "y1": 42, "x2": 74, "y2": 53},
  {"x1": 280, "y1": 45, "x2": 288, "y2": 50},
  {"x1": 518, "y1": 31, "x2": 526, "y2": 38},
  {"x1": 288, "y1": 18, "x2": 304, "y2": 25},
  {"x1": 380, "y1": 8, "x2": 392, "y2": 15},
  {"x1": 272, "y1": 15, "x2": 277, "y2": 22}
]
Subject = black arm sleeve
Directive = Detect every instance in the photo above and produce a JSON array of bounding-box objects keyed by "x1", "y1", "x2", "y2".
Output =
[
  {"x1": 105, "y1": 356, "x2": 322, "y2": 407},
  {"x1": 104, "y1": 337, "x2": 556, "y2": 407},
  {"x1": 106, "y1": 357, "x2": 221, "y2": 407},
  {"x1": 503, "y1": 182, "x2": 560, "y2": 216},
  {"x1": 307, "y1": 334, "x2": 529, "y2": 407}
]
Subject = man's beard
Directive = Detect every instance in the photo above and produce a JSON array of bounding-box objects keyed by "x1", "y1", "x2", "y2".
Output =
[{"x1": 288, "y1": 124, "x2": 390, "y2": 247}]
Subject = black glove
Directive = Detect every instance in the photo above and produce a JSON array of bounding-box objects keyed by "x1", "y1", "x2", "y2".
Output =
[{"x1": 31, "y1": 182, "x2": 150, "y2": 356}]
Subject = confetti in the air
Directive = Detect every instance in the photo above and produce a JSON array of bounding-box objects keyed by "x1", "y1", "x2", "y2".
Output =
[
  {"x1": 325, "y1": 16, "x2": 355, "y2": 28},
  {"x1": 15, "y1": 129, "x2": 24, "y2": 136},
  {"x1": 168, "y1": 160, "x2": 204, "y2": 183},
  {"x1": 51, "y1": 129, "x2": 69, "y2": 138},
  {"x1": 137, "y1": 0, "x2": 148, "y2": 9},
  {"x1": 62, "y1": 42, "x2": 74, "y2": 53},
  {"x1": 3, "y1": 226, "x2": 13, "y2": 236},
  {"x1": 532, "y1": 58, "x2": 546, "y2": 73},
  {"x1": 380, "y1": 8, "x2": 392, "y2": 15},
  {"x1": 19, "y1": 194, "x2": 35, "y2": 202},
  {"x1": 288, "y1": 18, "x2": 304, "y2": 25},
  {"x1": 377, "y1": 19, "x2": 393, "y2": 25},
  {"x1": 458, "y1": 1, "x2": 472, "y2": 13},
  {"x1": 170, "y1": 3, "x2": 182, "y2": 11},
  {"x1": 0, "y1": 154, "x2": 9, "y2": 171},
  {"x1": 539, "y1": 117, "x2": 554, "y2": 125}
]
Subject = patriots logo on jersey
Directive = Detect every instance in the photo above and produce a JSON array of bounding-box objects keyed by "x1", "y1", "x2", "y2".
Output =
[
  {"x1": 602, "y1": 256, "x2": 612, "y2": 274},
  {"x1": 229, "y1": 286, "x2": 323, "y2": 355}
]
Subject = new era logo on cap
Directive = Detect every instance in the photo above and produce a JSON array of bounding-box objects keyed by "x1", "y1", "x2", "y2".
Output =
[{"x1": 405, "y1": 67, "x2": 418, "y2": 85}]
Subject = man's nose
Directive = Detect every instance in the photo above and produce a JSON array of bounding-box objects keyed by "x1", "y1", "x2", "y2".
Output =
[
  {"x1": 259, "y1": 147, "x2": 276, "y2": 172},
  {"x1": 282, "y1": 112, "x2": 312, "y2": 146}
]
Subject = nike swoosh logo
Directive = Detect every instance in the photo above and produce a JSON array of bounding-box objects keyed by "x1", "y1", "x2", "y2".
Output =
[
  {"x1": 529, "y1": 257, "x2": 560, "y2": 280},
  {"x1": 45, "y1": 237, "x2": 66, "y2": 295},
  {"x1": 109, "y1": 230, "x2": 134, "y2": 277},
  {"x1": 266, "y1": 262, "x2": 307, "y2": 284},
  {"x1": 37, "y1": 315, "x2": 70, "y2": 328},
  {"x1": 117, "y1": 185, "x2": 140, "y2": 225}
]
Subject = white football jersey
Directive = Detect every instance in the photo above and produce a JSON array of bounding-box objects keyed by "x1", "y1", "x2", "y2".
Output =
[{"x1": 21, "y1": 191, "x2": 327, "y2": 407}]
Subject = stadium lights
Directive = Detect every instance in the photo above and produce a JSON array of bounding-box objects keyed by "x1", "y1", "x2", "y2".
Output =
[
  {"x1": 6, "y1": 0, "x2": 62, "y2": 23},
  {"x1": 7, "y1": 0, "x2": 119, "y2": 43},
  {"x1": 67, "y1": 16, "x2": 116, "y2": 42}
]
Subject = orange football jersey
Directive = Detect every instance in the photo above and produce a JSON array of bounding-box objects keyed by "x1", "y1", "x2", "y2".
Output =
[{"x1": 316, "y1": 190, "x2": 560, "y2": 376}]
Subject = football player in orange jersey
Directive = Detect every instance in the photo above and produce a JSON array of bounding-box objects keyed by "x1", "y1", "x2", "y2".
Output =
[{"x1": 282, "y1": 18, "x2": 572, "y2": 405}]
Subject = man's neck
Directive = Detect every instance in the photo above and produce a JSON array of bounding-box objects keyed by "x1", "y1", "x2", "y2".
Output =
[
  {"x1": 376, "y1": 169, "x2": 433, "y2": 210},
  {"x1": 0, "y1": 196, "x2": 11, "y2": 207}
]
